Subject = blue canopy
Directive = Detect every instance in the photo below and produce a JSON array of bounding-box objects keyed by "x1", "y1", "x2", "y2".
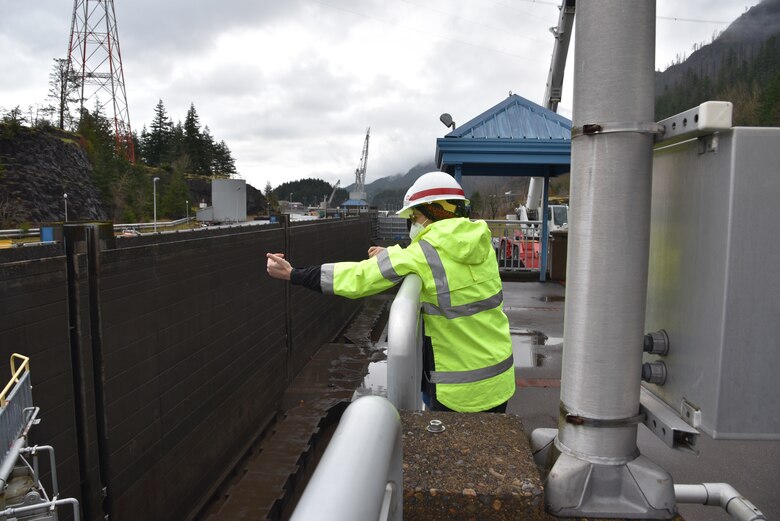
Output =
[
  {"x1": 435, "y1": 94, "x2": 571, "y2": 178},
  {"x1": 341, "y1": 199, "x2": 368, "y2": 207}
]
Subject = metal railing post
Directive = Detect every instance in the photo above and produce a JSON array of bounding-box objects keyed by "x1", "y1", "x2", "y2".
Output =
[
  {"x1": 386, "y1": 275, "x2": 423, "y2": 411},
  {"x1": 290, "y1": 396, "x2": 402, "y2": 521}
]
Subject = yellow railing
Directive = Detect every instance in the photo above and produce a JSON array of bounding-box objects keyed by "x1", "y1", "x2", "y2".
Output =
[{"x1": 0, "y1": 354, "x2": 30, "y2": 406}]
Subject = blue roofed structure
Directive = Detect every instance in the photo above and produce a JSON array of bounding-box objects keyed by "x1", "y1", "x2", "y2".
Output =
[
  {"x1": 434, "y1": 94, "x2": 572, "y2": 282},
  {"x1": 341, "y1": 198, "x2": 368, "y2": 208},
  {"x1": 435, "y1": 94, "x2": 571, "y2": 179}
]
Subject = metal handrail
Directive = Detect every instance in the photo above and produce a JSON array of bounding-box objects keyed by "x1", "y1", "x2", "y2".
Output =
[
  {"x1": 386, "y1": 275, "x2": 423, "y2": 411},
  {"x1": 0, "y1": 353, "x2": 30, "y2": 405},
  {"x1": 290, "y1": 396, "x2": 402, "y2": 521}
]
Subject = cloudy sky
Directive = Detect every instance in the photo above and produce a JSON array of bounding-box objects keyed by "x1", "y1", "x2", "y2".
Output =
[{"x1": 0, "y1": 0, "x2": 758, "y2": 191}]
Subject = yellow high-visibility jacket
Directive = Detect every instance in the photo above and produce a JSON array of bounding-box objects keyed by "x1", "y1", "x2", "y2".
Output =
[{"x1": 321, "y1": 217, "x2": 514, "y2": 412}]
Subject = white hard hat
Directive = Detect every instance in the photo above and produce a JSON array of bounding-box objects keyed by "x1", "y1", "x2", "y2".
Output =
[{"x1": 396, "y1": 171, "x2": 468, "y2": 218}]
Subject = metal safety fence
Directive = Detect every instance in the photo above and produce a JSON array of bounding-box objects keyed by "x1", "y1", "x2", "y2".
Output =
[{"x1": 485, "y1": 219, "x2": 549, "y2": 272}]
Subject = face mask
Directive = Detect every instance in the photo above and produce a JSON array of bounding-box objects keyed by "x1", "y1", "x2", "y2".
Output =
[{"x1": 409, "y1": 219, "x2": 428, "y2": 240}]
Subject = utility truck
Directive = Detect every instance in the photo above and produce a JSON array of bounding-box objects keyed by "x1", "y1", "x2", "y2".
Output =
[{"x1": 497, "y1": 178, "x2": 568, "y2": 268}]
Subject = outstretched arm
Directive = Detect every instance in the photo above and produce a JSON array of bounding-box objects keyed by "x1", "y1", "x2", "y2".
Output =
[{"x1": 266, "y1": 253, "x2": 323, "y2": 291}]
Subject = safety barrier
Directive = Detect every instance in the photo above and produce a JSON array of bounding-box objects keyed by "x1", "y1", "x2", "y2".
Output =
[
  {"x1": 0, "y1": 354, "x2": 80, "y2": 521},
  {"x1": 485, "y1": 219, "x2": 548, "y2": 271},
  {"x1": 290, "y1": 396, "x2": 403, "y2": 521},
  {"x1": 386, "y1": 275, "x2": 423, "y2": 411},
  {"x1": 0, "y1": 354, "x2": 33, "y2": 463},
  {"x1": 376, "y1": 215, "x2": 408, "y2": 241}
]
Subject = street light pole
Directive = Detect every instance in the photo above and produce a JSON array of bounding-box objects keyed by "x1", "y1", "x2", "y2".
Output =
[
  {"x1": 186, "y1": 200, "x2": 189, "y2": 224},
  {"x1": 63, "y1": 193, "x2": 68, "y2": 222},
  {"x1": 153, "y1": 177, "x2": 160, "y2": 232}
]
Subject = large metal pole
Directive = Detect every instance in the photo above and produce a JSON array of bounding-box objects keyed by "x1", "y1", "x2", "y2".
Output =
[{"x1": 545, "y1": 1, "x2": 675, "y2": 517}]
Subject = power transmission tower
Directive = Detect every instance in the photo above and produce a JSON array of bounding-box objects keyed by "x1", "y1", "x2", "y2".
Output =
[{"x1": 66, "y1": 0, "x2": 135, "y2": 162}]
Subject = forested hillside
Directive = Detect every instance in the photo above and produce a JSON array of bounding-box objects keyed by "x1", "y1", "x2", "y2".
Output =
[
  {"x1": 656, "y1": 0, "x2": 780, "y2": 125},
  {"x1": 0, "y1": 99, "x2": 255, "y2": 226}
]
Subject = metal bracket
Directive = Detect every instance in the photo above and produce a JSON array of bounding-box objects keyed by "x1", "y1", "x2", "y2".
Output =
[
  {"x1": 561, "y1": 403, "x2": 645, "y2": 428},
  {"x1": 639, "y1": 387, "x2": 699, "y2": 454},
  {"x1": 572, "y1": 121, "x2": 664, "y2": 139},
  {"x1": 654, "y1": 101, "x2": 732, "y2": 147},
  {"x1": 697, "y1": 133, "x2": 719, "y2": 154}
]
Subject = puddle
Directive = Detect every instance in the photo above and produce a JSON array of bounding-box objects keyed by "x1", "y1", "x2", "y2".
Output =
[
  {"x1": 351, "y1": 330, "x2": 564, "y2": 397},
  {"x1": 511, "y1": 329, "x2": 563, "y2": 378},
  {"x1": 352, "y1": 359, "x2": 388, "y2": 400}
]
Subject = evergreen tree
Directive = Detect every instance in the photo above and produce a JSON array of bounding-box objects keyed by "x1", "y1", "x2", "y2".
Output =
[
  {"x1": 212, "y1": 140, "x2": 237, "y2": 178},
  {"x1": 78, "y1": 104, "x2": 124, "y2": 216},
  {"x1": 161, "y1": 171, "x2": 190, "y2": 218},
  {"x1": 264, "y1": 181, "x2": 279, "y2": 214},
  {"x1": 47, "y1": 58, "x2": 80, "y2": 130},
  {"x1": 142, "y1": 99, "x2": 172, "y2": 166},
  {"x1": 183, "y1": 103, "x2": 205, "y2": 173}
]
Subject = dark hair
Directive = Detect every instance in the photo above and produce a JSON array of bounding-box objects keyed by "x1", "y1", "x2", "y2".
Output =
[{"x1": 417, "y1": 200, "x2": 470, "y2": 221}]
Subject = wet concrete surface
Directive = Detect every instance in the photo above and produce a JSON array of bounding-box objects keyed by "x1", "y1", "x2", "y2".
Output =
[
  {"x1": 206, "y1": 280, "x2": 778, "y2": 520},
  {"x1": 502, "y1": 280, "x2": 780, "y2": 521}
]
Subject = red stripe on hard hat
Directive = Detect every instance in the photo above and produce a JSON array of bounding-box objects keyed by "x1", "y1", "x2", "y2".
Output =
[{"x1": 409, "y1": 187, "x2": 464, "y2": 201}]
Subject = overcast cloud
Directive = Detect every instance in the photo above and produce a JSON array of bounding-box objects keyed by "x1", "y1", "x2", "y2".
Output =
[{"x1": 0, "y1": 0, "x2": 759, "y2": 191}]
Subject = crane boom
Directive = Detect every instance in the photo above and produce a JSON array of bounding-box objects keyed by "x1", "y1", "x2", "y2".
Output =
[
  {"x1": 349, "y1": 127, "x2": 370, "y2": 202},
  {"x1": 327, "y1": 180, "x2": 340, "y2": 206},
  {"x1": 354, "y1": 127, "x2": 370, "y2": 193},
  {"x1": 544, "y1": 0, "x2": 576, "y2": 112},
  {"x1": 526, "y1": 0, "x2": 576, "y2": 212}
]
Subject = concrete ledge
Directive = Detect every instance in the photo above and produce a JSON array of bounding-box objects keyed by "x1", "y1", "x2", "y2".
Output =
[{"x1": 401, "y1": 410, "x2": 546, "y2": 521}]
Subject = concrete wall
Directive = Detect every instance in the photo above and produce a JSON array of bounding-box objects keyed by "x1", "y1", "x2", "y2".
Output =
[{"x1": 0, "y1": 216, "x2": 371, "y2": 521}]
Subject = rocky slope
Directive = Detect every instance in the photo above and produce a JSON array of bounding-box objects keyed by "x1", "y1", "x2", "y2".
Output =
[
  {"x1": 0, "y1": 124, "x2": 267, "y2": 227},
  {"x1": 0, "y1": 124, "x2": 107, "y2": 226}
]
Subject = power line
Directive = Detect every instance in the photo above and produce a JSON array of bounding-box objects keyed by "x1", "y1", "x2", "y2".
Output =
[
  {"x1": 657, "y1": 15, "x2": 731, "y2": 25},
  {"x1": 491, "y1": 0, "x2": 735, "y2": 26},
  {"x1": 309, "y1": 0, "x2": 547, "y2": 63},
  {"x1": 396, "y1": 0, "x2": 549, "y2": 46}
]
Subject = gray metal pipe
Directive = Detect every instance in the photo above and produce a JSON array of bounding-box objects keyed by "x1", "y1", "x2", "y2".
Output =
[
  {"x1": 544, "y1": 1, "x2": 676, "y2": 518},
  {"x1": 21, "y1": 445, "x2": 59, "y2": 496},
  {"x1": 0, "y1": 497, "x2": 80, "y2": 520},
  {"x1": 387, "y1": 275, "x2": 423, "y2": 411},
  {"x1": 675, "y1": 484, "x2": 767, "y2": 521},
  {"x1": 290, "y1": 396, "x2": 402, "y2": 521},
  {"x1": 559, "y1": 0, "x2": 656, "y2": 464}
]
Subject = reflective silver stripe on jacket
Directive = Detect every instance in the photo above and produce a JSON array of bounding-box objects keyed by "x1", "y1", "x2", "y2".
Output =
[
  {"x1": 418, "y1": 239, "x2": 503, "y2": 318},
  {"x1": 418, "y1": 240, "x2": 450, "y2": 305},
  {"x1": 377, "y1": 250, "x2": 403, "y2": 284},
  {"x1": 321, "y1": 263, "x2": 335, "y2": 294},
  {"x1": 429, "y1": 354, "x2": 514, "y2": 384},
  {"x1": 422, "y1": 290, "x2": 503, "y2": 318}
]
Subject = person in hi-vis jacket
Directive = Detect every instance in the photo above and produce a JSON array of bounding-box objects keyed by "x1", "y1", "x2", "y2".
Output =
[{"x1": 266, "y1": 171, "x2": 514, "y2": 413}]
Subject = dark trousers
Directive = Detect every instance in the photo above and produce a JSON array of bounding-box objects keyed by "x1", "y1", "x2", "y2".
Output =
[{"x1": 423, "y1": 393, "x2": 508, "y2": 413}]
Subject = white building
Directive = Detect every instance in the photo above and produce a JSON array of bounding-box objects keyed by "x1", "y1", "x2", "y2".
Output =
[{"x1": 196, "y1": 179, "x2": 246, "y2": 223}]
